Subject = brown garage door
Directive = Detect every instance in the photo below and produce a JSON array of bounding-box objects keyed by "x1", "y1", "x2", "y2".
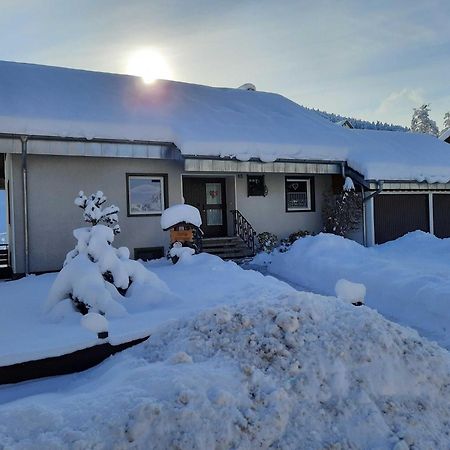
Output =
[
  {"x1": 374, "y1": 194, "x2": 429, "y2": 244},
  {"x1": 433, "y1": 194, "x2": 450, "y2": 238}
]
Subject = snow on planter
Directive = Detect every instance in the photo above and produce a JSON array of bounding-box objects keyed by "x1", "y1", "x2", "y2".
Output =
[
  {"x1": 81, "y1": 312, "x2": 109, "y2": 338},
  {"x1": 335, "y1": 278, "x2": 366, "y2": 305},
  {"x1": 160, "y1": 204, "x2": 202, "y2": 230},
  {"x1": 45, "y1": 191, "x2": 171, "y2": 319}
]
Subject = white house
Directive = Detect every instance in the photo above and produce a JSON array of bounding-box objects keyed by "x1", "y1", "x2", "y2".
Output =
[{"x1": 2, "y1": 60, "x2": 450, "y2": 275}]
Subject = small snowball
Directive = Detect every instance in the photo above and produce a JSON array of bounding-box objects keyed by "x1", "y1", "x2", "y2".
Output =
[
  {"x1": 335, "y1": 279, "x2": 366, "y2": 305},
  {"x1": 81, "y1": 312, "x2": 109, "y2": 333}
]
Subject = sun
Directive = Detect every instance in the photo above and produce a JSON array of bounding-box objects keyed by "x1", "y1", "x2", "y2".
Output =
[{"x1": 126, "y1": 48, "x2": 173, "y2": 84}]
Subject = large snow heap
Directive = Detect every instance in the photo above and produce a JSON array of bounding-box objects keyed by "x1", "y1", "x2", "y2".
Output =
[
  {"x1": 44, "y1": 191, "x2": 170, "y2": 319},
  {"x1": 6, "y1": 291, "x2": 450, "y2": 448}
]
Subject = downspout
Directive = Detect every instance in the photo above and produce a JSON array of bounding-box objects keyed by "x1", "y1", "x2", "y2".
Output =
[
  {"x1": 340, "y1": 161, "x2": 346, "y2": 178},
  {"x1": 361, "y1": 185, "x2": 367, "y2": 246},
  {"x1": 362, "y1": 180, "x2": 384, "y2": 247},
  {"x1": 21, "y1": 136, "x2": 29, "y2": 275}
]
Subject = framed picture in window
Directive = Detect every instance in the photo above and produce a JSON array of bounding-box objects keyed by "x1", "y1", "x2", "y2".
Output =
[
  {"x1": 285, "y1": 176, "x2": 315, "y2": 212},
  {"x1": 126, "y1": 173, "x2": 168, "y2": 216}
]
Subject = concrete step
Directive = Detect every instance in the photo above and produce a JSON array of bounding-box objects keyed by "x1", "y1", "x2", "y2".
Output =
[{"x1": 202, "y1": 236, "x2": 254, "y2": 261}]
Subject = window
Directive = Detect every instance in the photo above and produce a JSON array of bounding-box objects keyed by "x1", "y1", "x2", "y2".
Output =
[
  {"x1": 126, "y1": 174, "x2": 168, "y2": 216},
  {"x1": 285, "y1": 177, "x2": 315, "y2": 212},
  {"x1": 247, "y1": 175, "x2": 266, "y2": 197}
]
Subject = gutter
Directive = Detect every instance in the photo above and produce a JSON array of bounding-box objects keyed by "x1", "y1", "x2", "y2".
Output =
[
  {"x1": 363, "y1": 180, "x2": 384, "y2": 203},
  {"x1": 20, "y1": 136, "x2": 29, "y2": 275}
]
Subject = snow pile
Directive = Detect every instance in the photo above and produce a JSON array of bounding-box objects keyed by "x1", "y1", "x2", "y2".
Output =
[
  {"x1": 160, "y1": 204, "x2": 202, "y2": 230},
  {"x1": 2, "y1": 295, "x2": 450, "y2": 448},
  {"x1": 335, "y1": 279, "x2": 366, "y2": 305},
  {"x1": 257, "y1": 231, "x2": 450, "y2": 349}
]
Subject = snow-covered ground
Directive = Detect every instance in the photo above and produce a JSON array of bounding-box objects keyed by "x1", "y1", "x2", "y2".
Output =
[
  {"x1": 0, "y1": 254, "x2": 291, "y2": 366},
  {"x1": 2, "y1": 254, "x2": 450, "y2": 448},
  {"x1": 254, "y1": 231, "x2": 450, "y2": 350}
]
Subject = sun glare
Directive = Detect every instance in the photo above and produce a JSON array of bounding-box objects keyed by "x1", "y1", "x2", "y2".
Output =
[{"x1": 126, "y1": 49, "x2": 173, "y2": 84}]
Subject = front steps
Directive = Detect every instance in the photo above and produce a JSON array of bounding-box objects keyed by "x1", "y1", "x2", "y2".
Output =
[{"x1": 202, "y1": 236, "x2": 254, "y2": 260}]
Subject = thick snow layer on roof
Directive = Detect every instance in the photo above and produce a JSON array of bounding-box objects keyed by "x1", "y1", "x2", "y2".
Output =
[{"x1": 1, "y1": 60, "x2": 450, "y2": 182}]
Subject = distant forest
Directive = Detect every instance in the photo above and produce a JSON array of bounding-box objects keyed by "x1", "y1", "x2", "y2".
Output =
[{"x1": 308, "y1": 107, "x2": 409, "y2": 132}]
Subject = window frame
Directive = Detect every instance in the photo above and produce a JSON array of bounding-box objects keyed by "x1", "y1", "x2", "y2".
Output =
[
  {"x1": 126, "y1": 173, "x2": 168, "y2": 217},
  {"x1": 247, "y1": 174, "x2": 266, "y2": 197},
  {"x1": 284, "y1": 176, "x2": 315, "y2": 212}
]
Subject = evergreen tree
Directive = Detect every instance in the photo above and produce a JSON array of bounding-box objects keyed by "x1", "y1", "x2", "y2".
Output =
[
  {"x1": 322, "y1": 177, "x2": 362, "y2": 237},
  {"x1": 443, "y1": 112, "x2": 450, "y2": 131},
  {"x1": 411, "y1": 104, "x2": 439, "y2": 136}
]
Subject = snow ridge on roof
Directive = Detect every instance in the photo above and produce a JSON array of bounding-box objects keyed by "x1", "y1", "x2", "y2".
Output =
[{"x1": 1, "y1": 60, "x2": 450, "y2": 182}]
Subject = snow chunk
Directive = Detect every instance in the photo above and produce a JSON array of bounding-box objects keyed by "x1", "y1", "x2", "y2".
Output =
[
  {"x1": 343, "y1": 176, "x2": 355, "y2": 191},
  {"x1": 168, "y1": 351, "x2": 193, "y2": 365},
  {"x1": 160, "y1": 204, "x2": 202, "y2": 230},
  {"x1": 169, "y1": 244, "x2": 195, "y2": 262},
  {"x1": 81, "y1": 312, "x2": 108, "y2": 334},
  {"x1": 335, "y1": 279, "x2": 366, "y2": 305},
  {"x1": 275, "y1": 311, "x2": 300, "y2": 333}
]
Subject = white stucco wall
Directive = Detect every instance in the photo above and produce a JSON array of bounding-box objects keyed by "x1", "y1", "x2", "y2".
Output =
[
  {"x1": 11, "y1": 154, "x2": 184, "y2": 273},
  {"x1": 9, "y1": 154, "x2": 336, "y2": 273},
  {"x1": 235, "y1": 173, "x2": 332, "y2": 239}
]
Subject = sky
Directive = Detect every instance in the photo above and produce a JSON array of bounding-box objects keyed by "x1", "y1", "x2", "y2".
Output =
[{"x1": 0, "y1": 0, "x2": 449, "y2": 128}]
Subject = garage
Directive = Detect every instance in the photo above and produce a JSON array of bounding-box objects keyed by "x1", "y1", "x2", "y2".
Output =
[
  {"x1": 433, "y1": 194, "x2": 450, "y2": 238},
  {"x1": 374, "y1": 194, "x2": 429, "y2": 244}
]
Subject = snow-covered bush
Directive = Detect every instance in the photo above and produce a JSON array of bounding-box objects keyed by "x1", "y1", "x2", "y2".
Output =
[
  {"x1": 45, "y1": 191, "x2": 169, "y2": 318},
  {"x1": 322, "y1": 177, "x2": 362, "y2": 236},
  {"x1": 257, "y1": 232, "x2": 278, "y2": 253},
  {"x1": 75, "y1": 190, "x2": 120, "y2": 235},
  {"x1": 280, "y1": 230, "x2": 312, "y2": 252}
]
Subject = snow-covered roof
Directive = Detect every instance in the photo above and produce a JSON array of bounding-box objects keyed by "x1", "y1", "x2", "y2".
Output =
[
  {"x1": 336, "y1": 119, "x2": 354, "y2": 129},
  {"x1": 1, "y1": 60, "x2": 450, "y2": 182},
  {"x1": 440, "y1": 128, "x2": 450, "y2": 143}
]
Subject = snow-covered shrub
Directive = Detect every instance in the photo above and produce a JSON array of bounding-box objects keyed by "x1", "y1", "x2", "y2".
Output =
[
  {"x1": 280, "y1": 230, "x2": 312, "y2": 252},
  {"x1": 45, "y1": 192, "x2": 169, "y2": 318},
  {"x1": 75, "y1": 190, "x2": 120, "y2": 235},
  {"x1": 322, "y1": 177, "x2": 362, "y2": 236},
  {"x1": 257, "y1": 232, "x2": 278, "y2": 253}
]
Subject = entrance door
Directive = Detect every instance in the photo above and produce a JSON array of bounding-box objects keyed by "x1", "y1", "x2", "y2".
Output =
[{"x1": 183, "y1": 177, "x2": 227, "y2": 237}]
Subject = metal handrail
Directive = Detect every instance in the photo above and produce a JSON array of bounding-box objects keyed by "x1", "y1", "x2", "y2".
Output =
[{"x1": 231, "y1": 210, "x2": 256, "y2": 255}]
